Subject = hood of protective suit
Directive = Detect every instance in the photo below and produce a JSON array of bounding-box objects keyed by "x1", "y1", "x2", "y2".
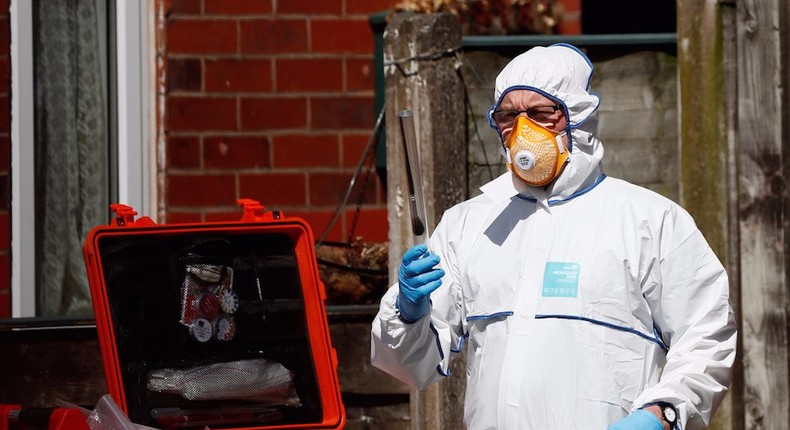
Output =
[{"x1": 488, "y1": 43, "x2": 603, "y2": 204}]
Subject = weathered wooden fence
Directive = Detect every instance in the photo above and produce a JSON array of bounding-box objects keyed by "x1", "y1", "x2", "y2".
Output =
[
  {"x1": 383, "y1": 0, "x2": 790, "y2": 427},
  {"x1": 679, "y1": 0, "x2": 790, "y2": 429}
]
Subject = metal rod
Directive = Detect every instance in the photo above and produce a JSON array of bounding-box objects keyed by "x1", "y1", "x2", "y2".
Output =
[{"x1": 398, "y1": 110, "x2": 430, "y2": 248}]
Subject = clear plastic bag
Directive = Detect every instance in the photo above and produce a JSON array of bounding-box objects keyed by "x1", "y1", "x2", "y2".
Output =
[
  {"x1": 147, "y1": 358, "x2": 301, "y2": 406},
  {"x1": 57, "y1": 394, "x2": 159, "y2": 430}
]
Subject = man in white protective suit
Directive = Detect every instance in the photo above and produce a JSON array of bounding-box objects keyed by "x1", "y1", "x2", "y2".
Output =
[{"x1": 370, "y1": 43, "x2": 737, "y2": 430}]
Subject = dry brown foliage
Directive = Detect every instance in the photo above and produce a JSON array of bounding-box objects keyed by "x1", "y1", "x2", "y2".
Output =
[
  {"x1": 316, "y1": 238, "x2": 389, "y2": 305},
  {"x1": 393, "y1": 0, "x2": 562, "y2": 35}
]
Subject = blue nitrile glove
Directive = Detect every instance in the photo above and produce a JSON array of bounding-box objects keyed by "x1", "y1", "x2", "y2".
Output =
[
  {"x1": 397, "y1": 244, "x2": 445, "y2": 323},
  {"x1": 607, "y1": 409, "x2": 664, "y2": 430}
]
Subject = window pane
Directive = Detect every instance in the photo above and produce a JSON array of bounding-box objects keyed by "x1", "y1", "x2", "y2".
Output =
[{"x1": 33, "y1": 0, "x2": 112, "y2": 316}]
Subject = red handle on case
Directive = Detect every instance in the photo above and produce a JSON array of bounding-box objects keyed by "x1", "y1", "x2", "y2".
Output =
[
  {"x1": 237, "y1": 198, "x2": 283, "y2": 222},
  {"x1": 109, "y1": 204, "x2": 155, "y2": 227}
]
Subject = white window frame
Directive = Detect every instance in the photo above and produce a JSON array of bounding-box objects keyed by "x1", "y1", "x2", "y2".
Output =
[{"x1": 10, "y1": 0, "x2": 154, "y2": 317}]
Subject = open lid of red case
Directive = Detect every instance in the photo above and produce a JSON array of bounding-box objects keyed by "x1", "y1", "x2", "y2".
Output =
[{"x1": 82, "y1": 200, "x2": 345, "y2": 429}]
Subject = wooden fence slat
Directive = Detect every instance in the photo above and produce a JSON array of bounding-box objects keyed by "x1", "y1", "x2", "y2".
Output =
[
  {"x1": 677, "y1": 0, "x2": 739, "y2": 428},
  {"x1": 736, "y1": 0, "x2": 790, "y2": 428}
]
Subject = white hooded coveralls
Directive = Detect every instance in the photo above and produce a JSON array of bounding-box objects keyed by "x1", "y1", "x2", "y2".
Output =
[{"x1": 371, "y1": 44, "x2": 736, "y2": 429}]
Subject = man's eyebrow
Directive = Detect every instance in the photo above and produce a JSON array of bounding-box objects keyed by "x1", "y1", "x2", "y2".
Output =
[{"x1": 499, "y1": 101, "x2": 558, "y2": 109}]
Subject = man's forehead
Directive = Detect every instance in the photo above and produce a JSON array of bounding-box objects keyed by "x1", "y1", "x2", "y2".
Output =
[{"x1": 499, "y1": 89, "x2": 553, "y2": 106}]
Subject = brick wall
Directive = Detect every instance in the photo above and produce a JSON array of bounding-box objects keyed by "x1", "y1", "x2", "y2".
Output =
[
  {"x1": 159, "y1": 0, "x2": 580, "y2": 245},
  {"x1": 0, "y1": 0, "x2": 10, "y2": 318},
  {"x1": 161, "y1": 0, "x2": 397, "y2": 245}
]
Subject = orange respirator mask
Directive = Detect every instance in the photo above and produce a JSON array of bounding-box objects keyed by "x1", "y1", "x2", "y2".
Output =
[{"x1": 504, "y1": 115, "x2": 569, "y2": 186}]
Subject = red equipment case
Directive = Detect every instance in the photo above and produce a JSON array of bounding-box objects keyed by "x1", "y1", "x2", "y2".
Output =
[
  {"x1": 82, "y1": 200, "x2": 345, "y2": 429},
  {"x1": 0, "y1": 404, "x2": 90, "y2": 430}
]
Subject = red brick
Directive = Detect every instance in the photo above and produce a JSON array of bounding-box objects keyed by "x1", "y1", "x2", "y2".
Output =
[
  {"x1": 240, "y1": 97, "x2": 307, "y2": 130},
  {"x1": 309, "y1": 171, "x2": 378, "y2": 206},
  {"x1": 278, "y1": 0, "x2": 341, "y2": 15},
  {"x1": 0, "y1": 211, "x2": 7, "y2": 249},
  {"x1": 170, "y1": 0, "x2": 202, "y2": 15},
  {"x1": 204, "y1": 136, "x2": 271, "y2": 169},
  {"x1": 346, "y1": 0, "x2": 397, "y2": 15},
  {"x1": 0, "y1": 18, "x2": 8, "y2": 56},
  {"x1": 289, "y1": 210, "x2": 344, "y2": 243},
  {"x1": 343, "y1": 207, "x2": 388, "y2": 242},
  {"x1": 167, "y1": 136, "x2": 200, "y2": 169},
  {"x1": 311, "y1": 96, "x2": 374, "y2": 129},
  {"x1": 0, "y1": 292, "x2": 8, "y2": 319},
  {"x1": 311, "y1": 19, "x2": 373, "y2": 54},
  {"x1": 0, "y1": 174, "x2": 7, "y2": 209},
  {"x1": 239, "y1": 173, "x2": 307, "y2": 206},
  {"x1": 0, "y1": 96, "x2": 8, "y2": 133},
  {"x1": 206, "y1": 59, "x2": 272, "y2": 92},
  {"x1": 367, "y1": 171, "x2": 386, "y2": 204},
  {"x1": 0, "y1": 254, "x2": 9, "y2": 292},
  {"x1": 167, "y1": 174, "x2": 236, "y2": 206},
  {"x1": 166, "y1": 211, "x2": 203, "y2": 224},
  {"x1": 557, "y1": 16, "x2": 581, "y2": 35},
  {"x1": 276, "y1": 58, "x2": 342, "y2": 92},
  {"x1": 272, "y1": 134, "x2": 339, "y2": 168},
  {"x1": 555, "y1": 0, "x2": 581, "y2": 13},
  {"x1": 346, "y1": 58, "x2": 375, "y2": 92},
  {"x1": 168, "y1": 19, "x2": 237, "y2": 54},
  {"x1": 240, "y1": 19, "x2": 307, "y2": 54},
  {"x1": 0, "y1": 58, "x2": 8, "y2": 85},
  {"x1": 205, "y1": 0, "x2": 272, "y2": 15},
  {"x1": 168, "y1": 58, "x2": 202, "y2": 92},
  {"x1": 0, "y1": 136, "x2": 8, "y2": 170},
  {"x1": 342, "y1": 134, "x2": 375, "y2": 168},
  {"x1": 169, "y1": 96, "x2": 237, "y2": 131}
]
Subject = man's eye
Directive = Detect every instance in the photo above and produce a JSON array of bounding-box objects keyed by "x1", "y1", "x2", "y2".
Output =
[
  {"x1": 529, "y1": 108, "x2": 554, "y2": 116},
  {"x1": 528, "y1": 108, "x2": 558, "y2": 121},
  {"x1": 494, "y1": 111, "x2": 515, "y2": 122}
]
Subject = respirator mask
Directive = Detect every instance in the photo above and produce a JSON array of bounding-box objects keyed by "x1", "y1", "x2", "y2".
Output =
[{"x1": 503, "y1": 115, "x2": 569, "y2": 186}]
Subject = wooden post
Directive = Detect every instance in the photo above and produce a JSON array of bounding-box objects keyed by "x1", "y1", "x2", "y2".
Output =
[
  {"x1": 677, "y1": 1, "x2": 739, "y2": 429},
  {"x1": 734, "y1": 0, "x2": 790, "y2": 428},
  {"x1": 384, "y1": 11, "x2": 467, "y2": 430}
]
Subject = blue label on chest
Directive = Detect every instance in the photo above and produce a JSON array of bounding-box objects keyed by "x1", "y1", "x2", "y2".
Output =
[{"x1": 542, "y1": 262, "x2": 580, "y2": 297}]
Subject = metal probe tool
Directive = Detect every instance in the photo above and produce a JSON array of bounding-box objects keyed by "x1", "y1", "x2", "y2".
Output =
[{"x1": 398, "y1": 110, "x2": 430, "y2": 249}]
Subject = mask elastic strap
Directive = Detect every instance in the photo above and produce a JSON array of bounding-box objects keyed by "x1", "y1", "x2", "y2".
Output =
[{"x1": 555, "y1": 131, "x2": 567, "y2": 154}]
